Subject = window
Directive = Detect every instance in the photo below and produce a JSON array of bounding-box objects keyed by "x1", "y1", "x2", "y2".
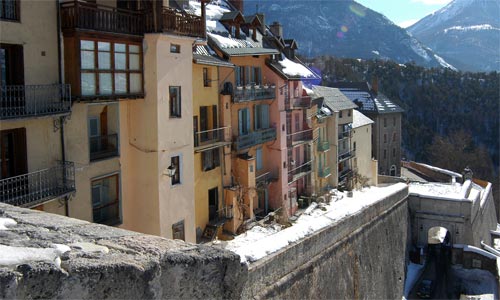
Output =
[
  {"x1": 384, "y1": 134, "x2": 387, "y2": 143},
  {"x1": 234, "y1": 66, "x2": 262, "y2": 86},
  {"x1": 199, "y1": 105, "x2": 217, "y2": 142},
  {"x1": 339, "y1": 110, "x2": 343, "y2": 118},
  {"x1": 171, "y1": 156, "x2": 181, "y2": 185},
  {"x1": 353, "y1": 141, "x2": 357, "y2": 150},
  {"x1": 393, "y1": 117, "x2": 396, "y2": 127},
  {"x1": 383, "y1": 149, "x2": 387, "y2": 159},
  {"x1": 348, "y1": 110, "x2": 351, "y2": 117},
  {"x1": 202, "y1": 148, "x2": 220, "y2": 171},
  {"x1": 0, "y1": 43, "x2": 24, "y2": 86},
  {"x1": 203, "y1": 68, "x2": 210, "y2": 87},
  {"x1": 170, "y1": 44, "x2": 180, "y2": 53},
  {"x1": 169, "y1": 86, "x2": 181, "y2": 118},
  {"x1": 384, "y1": 118, "x2": 387, "y2": 127},
  {"x1": 92, "y1": 174, "x2": 120, "y2": 226},
  {"x1": 235, "y1": 66, "x2": 246, "y2": 86},
  {"x1": 251, "y1": 67, "x2": 262, "y2": 85},
  {"x1": 393, "y1": 133, "x2": 397, "y2": 142},
  {"x1": 238, "y1": 108, "x2": 250, "y2": 135},
  {"x1": 80, "y1": 40, "x2": 142, "y2": 96},
  {"x1": 0, "y1": 0, "x2": 19, "y2": 21},
  {"x1": 254, "y1": 104, "x2": 270, "y2": 130},
  {"x1": 256, "y1": 147, "x2": 263, "y2": 170},
  {"x1": 172, "y1": 220, "x2": 185, "y2": 241},
  {"x1": 392, "y1": 148, "x2": 396, "y2": 157}
]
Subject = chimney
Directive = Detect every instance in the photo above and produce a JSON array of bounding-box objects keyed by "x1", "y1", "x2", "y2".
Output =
[
  {"x1": 201, "y1": 0, "x2": 209, "y2": 39},
  {"x1": 229, "y1": 0, "x2": 244, "y2": 13},
  {"x1": 371, "y1": 77, "x2": 379, "y2": 95},
  {"x1": 256, "y1": 13, "x2": 265, "y2": 35},
  {"x1": 270, "y1": 21, "x2": 283, "y2": 37}
]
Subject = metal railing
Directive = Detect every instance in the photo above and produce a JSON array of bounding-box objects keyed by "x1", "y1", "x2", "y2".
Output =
[
  {"x1": 317, "y1": 140, "x2": 330, "y2": 152},
  {"x1": 256, "y1": 168, "x2": 279, "y2": 184},
  {"x1": 234, "y1": 85, "x2": 276, "y2": 102},
  {"x1": 338, "y1": 149, "x2": 356, "y2": 162},
  {"x1": 89, "y1": 133, "x2": 119, "y2": 161},
  {"x1": 1, "y1": 84, "x2": 71, "y2": 120},
  {"x1": 60, "y1": 1, "x2": 145, "y2": 35},
  {"x1": 194, "y1": 126, "x2": 230, "y2": 148},
  {"x1": 234, "y1": 127, "x2": 277, "y2": 151},
  {"x1": 338, "y1": 129, "x2": 352, "y2": 140},
  {"x1": 288, "y1": 160, "x2": 312, "y2": 183},
  {"x1": 287, "y1": 128, "x2": 313, "y2": 147},
  {"x1": 285, "y1": 96, "x2": 312, "y2": 110},
  {"x1": 218, "y1": 205, "x2": 233, "y2": 220},
  {"x1": 0, "y1": 161, "x2": 76, "y2": 208},
  {"x1": 160, "y1": 6, "x2": 204, "y2": 37},
  {"x1": 339, "y1": 168, "x2": 353, "y2": 182},
  {"x1": 318, "y1": 166, "x2": 331, "y2": 178}
]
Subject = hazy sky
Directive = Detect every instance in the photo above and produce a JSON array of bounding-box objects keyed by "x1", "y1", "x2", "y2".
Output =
[{"x1": 356, "y1": 0, "x2": 453, "y2": 28}]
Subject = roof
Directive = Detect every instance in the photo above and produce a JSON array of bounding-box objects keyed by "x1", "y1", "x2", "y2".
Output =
[
  {"x1": 219, "y1": 11, "x2": 244, "y2": 23},
  {"x1": 207, "y1": 29, "x2": 279, "y2": 56},
  {"x1": 311, "y1": 86, "x2": 358, "y2": 112},
  {"x1": 352, "y1": 110, "x2": 374, "y2": 129},
  {"x1": 193, "y1": 45, "x2": 234, "y2": 67},
  {"x1": 331, "y1": 82, "x2": 404, "y2": 114},
  {"x1": 266, "y1": 57, "x2": 320, "y2": 80}
]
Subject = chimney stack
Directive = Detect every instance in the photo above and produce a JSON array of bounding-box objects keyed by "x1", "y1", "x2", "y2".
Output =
[
  {"x1": 270, "y1": 21, "x2": 283, "y2": 37},
  {"x1": 229, "y1": 0, "x2": 244, "y2": 13},
  {"x1": 371, "y1": 77, "x2": 379, "y2": 95}
]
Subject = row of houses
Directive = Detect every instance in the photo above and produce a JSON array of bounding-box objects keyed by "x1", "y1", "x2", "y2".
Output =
[{"x1": 0, "y1": 0, "x2": 403, "y2": 243}]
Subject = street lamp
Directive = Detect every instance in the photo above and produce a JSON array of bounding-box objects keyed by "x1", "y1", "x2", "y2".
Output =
[{"x1": 164, "y1": 165, "x2": 176, "y2": 177}]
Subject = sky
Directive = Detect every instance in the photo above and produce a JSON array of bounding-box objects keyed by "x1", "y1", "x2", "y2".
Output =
[{"x1": 356, "y1": 0, "x2": 453, "y2": 28}]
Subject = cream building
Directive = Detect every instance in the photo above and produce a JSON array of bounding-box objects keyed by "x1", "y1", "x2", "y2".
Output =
[{"x1": 351, "y1": 110, "x2": 377, "y2": 186}]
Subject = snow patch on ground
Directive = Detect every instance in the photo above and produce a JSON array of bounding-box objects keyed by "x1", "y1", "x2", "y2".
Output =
[
  {"x1": 410, "y1": 38, "x2": 431, "y2": 62},
  {"x1": 372, "y1": 50, "x2": 380, "y2": 56},
  {"x1": 452, "y1": 265, "x2": 498, "y2": 299},
  {"x1": 403, "y1": 263, "x2": 424, "y2": 297},
  {"x1": 0, "y1": 217, "x2": 17, "y2": 230},
  {"x1": 278, "y1": 58, "x2": 316, "y2": 78},
  {"x1": 444, "y1": 24, "x2": 499, "y2": 34},
  {"x1": 225, "y1": 183, "x2": 407, "y2": 264},
  {"x1": 433, "y1": 54, "x2": 457, "y2": 71},
  {"x1": 409, "y1": 182, "x2": 463, "y2": 200},
  {"x1": 0, "y1": 244, "x2": 71, "y2": 268}
]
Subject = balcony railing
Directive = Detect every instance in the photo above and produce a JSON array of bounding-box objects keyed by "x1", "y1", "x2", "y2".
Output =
[
  {"x1": 338, "y1": 129, "x2": 352, "y2": 140},
  {"x1": 339, "y1": 168, "x2": 353, "y2": 182},
  {"x1": 234, "y1": 127, "x2": 277, "y2": 151},
  {"x1": 256, "y1": 168, "x2": 279, "y2": 185},
  {"x1": 194, "y1": 126, "x2": 230, "y2": 151},
  {"x1": 1, "y1": 84, "x2": 71, "y2": 120},
  {"x1": 234, "y1": 85, "x2": 276, "y2": 103},
  {"x1": 288, "y1": 160, "x2": 312, "y2": 184},
  {"x1": 318, "y1": 166, "x2": 331, "y2": 178},
  {"x1": 160, "y1": 6, "x2": 204, "y2": 37},
  {"x1": 60, "y1": 1, "x2": 145, "y2": 35},
  {"x1": 317, "y1": 140, "x2": 330, "y2": 152},
  {"x1": 287, "y1": 128, "x2": 313, "y2": 147},
  {"x1": 285, "y1": 96, "x2": 312, "y2": 110},
  {"x1": 89, "y1": 133, "x2": 119, "y2": 161},
  {"x1": 338, "y1": 149, "x2": 356, "y2": 162},
  {"x1": 0, "y1": 161, "x2": 76, "y2": 208}
]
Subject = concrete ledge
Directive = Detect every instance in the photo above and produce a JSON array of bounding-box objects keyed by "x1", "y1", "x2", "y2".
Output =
[{"x1": 0, "y1": 204, "x2": 247, "y2": 299}]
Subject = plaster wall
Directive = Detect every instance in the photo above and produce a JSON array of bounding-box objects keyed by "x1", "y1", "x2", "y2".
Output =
[{"x1": 351, "y1": 123, "x2": 374, "y2": 185}]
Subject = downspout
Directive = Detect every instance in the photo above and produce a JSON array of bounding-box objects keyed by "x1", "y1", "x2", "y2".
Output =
[
  {"x1": 218, "y1": 65, "x2": 225, "y2": 211},
  {"x1": 56, "y1": 0, "x2": 69, "y2": 217}
]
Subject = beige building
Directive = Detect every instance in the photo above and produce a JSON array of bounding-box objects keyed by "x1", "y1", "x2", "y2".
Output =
[{"x1": 351, "y1": 110, "x2": 377, "y2": 186}]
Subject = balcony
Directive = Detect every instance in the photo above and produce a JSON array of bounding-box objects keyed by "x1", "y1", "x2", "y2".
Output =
[
  {"x1": 287, "y1": 128, "x2": 313, "y2": 147},
  {"x1": 285, "y1": 96, "x2": 312, "y2": 110},
  {"x1": 317, "y1": 140, "x2": 330, "y2": 152},
  {"x1": 194, "y1": 126, "x2": 231, "y2": 152},
  {"x1": 0, "y1": 84, "x2": 71, "y2": 120},
  {"x1": 338, "y1": 129, "x2": 352, "y2": 140},
  {"x1": 339, "y1": 168, "x2": 353, "y2": 182},
  {"x1": 0, "y1": 161, "x2": 76, "y2": 208},
  {"x1": 338, "y1": 149, "x2": 356, "y2": 162},
  {"x1": 233, "y1": 85, "x2": 276, "y2": 103},
  {"x1": 288, "y1": 160, "x2": 312, "y2": 184},
  {"x1": 256, "y1": 168, "x2": 279, "y2": 185},
  {"x1": 318, "y1": 166, "x2": 331, "y2": 178},
  {"x1": 89, "y1": 134, "x2": 119, "y2": 161},
  {"x1": 60, "y1": 1, "x2": 204, "y2": 37},
  {"x1": 234, "y1": 127, "x2": 277, "y2": 151},
  {"x1": 60, "y1": 1, "x2": 145, "y2": 35}
]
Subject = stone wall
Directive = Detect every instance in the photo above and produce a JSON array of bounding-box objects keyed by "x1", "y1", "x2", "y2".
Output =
[{"x1": 242, "y1": 186, "x2": 409, "y2": 299}]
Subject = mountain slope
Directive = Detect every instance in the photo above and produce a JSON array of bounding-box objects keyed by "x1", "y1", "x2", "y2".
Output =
[
  {"x1": 244, "y1": 0, "x2": 454, "y2": 69},
  {"x1": 408, "y1": 0, "x2": 500, "y2": 72}
]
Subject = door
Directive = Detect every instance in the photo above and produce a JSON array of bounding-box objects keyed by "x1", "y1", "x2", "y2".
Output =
[
  {"x1": 88, "y1": 116, "x2": 100, "y2": 156},
  {"x1": 0, "y1": 128, "x2": 27, "y2": 179},
  {"x1": 208, "y1": 187, "x2": 218, "y2": 222},
  {"x1": 0, "y1": 44, "x2": 24, "y2": 115}
]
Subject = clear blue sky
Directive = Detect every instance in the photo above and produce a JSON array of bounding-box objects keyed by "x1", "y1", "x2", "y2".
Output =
[{"x1": 356, "y1": 0, "x2": 452, "y2": 28}]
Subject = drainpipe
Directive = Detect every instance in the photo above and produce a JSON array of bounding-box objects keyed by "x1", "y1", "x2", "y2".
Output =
[
  {"x1": 218, "y1": 66, "x2": 225, "y2": 211},
  {"x1": 56, "y1": 0, "x2": 69, "y2": 217}
]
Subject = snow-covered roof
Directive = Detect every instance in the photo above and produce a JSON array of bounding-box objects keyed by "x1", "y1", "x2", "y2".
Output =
[
  {"x1": 193, "y1": 45, "x2": 234, "y2": 67},
  {"x1": 223, "y1": 183, "x2": 407, "y2": 264},
  {"x1": 311, "y1": 85, "x2": 358, "y2": 112},
  {"x1": 352, "y1": 110, "x2": 373, "y2": 129},
  {"x1": 409, "y1": 180, "x2": 483, "y2": 203},
  {"x1": 266, "y1": 56, "x2": 320, "y2": 80}
]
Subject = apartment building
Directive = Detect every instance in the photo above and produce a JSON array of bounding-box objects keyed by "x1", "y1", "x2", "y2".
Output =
[{"x1": 0, "y1": 0, "x2": 75, "y2": 213}]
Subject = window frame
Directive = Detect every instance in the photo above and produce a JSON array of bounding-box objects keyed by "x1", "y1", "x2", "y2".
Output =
[
  {"x1": 91, "y1": 173, "x2": 121, "y2": 226},
  {"x1": 256, "y1": 147, "x2": 263, "y2": 171},
  {"x1": 169, "y1": 86, "x2": 182, "y2": 118},
  {"x1": 203, "y1": 67, "x2": 210, "y2": 87},
  {"x1": 0, "y1": 0, "x2": 20, "y2": 22},
  {"x1": 202, "y1": 148, "x2": 220, "y2": 172},
  {"x1": 170, "y1": 155, "x2": 181, "y2": 185}
]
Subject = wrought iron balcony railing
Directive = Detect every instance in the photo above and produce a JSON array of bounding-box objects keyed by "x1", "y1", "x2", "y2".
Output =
[
  {"x1": 1, "y1": 84, "x2": 71, "y2": 120},
  {"x1": 256, "y1": 168, "x2": 279, "y2": 185},
  {"x1": 317, "y1": 140, "x2": 330, "y2": 152},
  {"x1": 234, "y1": 127, "x2": 277, "y2": 151},
  {"x1": 285, "y1": 96, "x2": 312, "y2": 110},
  {"x1": 194, "y1": 126, "x2": 231, "y2": 151},
  {"x1": 338, "y1": 149, "x2": 356, "y2": 162},
  {"x1": 233, "y1": 85, "x2": 276, "y2": 103},
  {"x1": 288, "y1": 160, "x2": 312, "y2": 184},
  {"x1": 318, "y1": 166, "x2": 331, "y2": 178},
  {"x1": 339, "y1": 168, "x2": 353, "y2": 182},
  {"x1": 89, "y1": 133, "x2": 119, "y2": 161},
  {"x1": 338, "y1": 129, "x2": 352, "y2": 140},
  {"x1": 60, "y1": 1, "x2": 204, "y2": 37},
  {"x1": 287, "y1": 128, "x2": 313, "y2": 147},
  {"x1": 0, "y1": 161, "x2": 76, "y2": 208}
]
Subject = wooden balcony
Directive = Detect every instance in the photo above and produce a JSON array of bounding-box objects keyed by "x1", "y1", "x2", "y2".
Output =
[
  {"x1": 288, "y1": 160, "x2": 312, "y2": 184},
  {"x1": 0, "y1": 161, "x2": 76, "y2": 208},
  {"x1": 287, "y1": 128, "x2": 313, "y2": 147},
  {"x1": 0, "y1": 84, "x2": 71, "y2": 120},
  {"x1": 234, "y1": 128, "x2": 277, "y2": 151},
  {"x1": 60, "y1": 1, "x2": 205, "y2": 37}
]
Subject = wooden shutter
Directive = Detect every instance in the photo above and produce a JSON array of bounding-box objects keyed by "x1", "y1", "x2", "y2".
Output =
[
  {"x1": 245, "y1": 108, "x2": 250, "y2": 134},
  {"x1": 238, "y1": 109, "x2": 243, "y2": 135}
]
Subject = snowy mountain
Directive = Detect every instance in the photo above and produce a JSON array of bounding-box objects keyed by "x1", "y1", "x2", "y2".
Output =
[
  {"x1": 408, "y1": 0, "x2": 500, "y2": 72},
  {"x1": 243, "y1": 0, "x2": 455, "y2": 69}
]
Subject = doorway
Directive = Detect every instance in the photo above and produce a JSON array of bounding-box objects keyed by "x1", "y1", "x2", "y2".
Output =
[{"x1": 208, "y1": 187, "x2": 218, "y2": 222}]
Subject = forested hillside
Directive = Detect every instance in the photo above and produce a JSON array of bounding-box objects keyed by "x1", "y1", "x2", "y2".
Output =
[{"x1": 309, "y1": 56, "x2": 499, "y2": 194}]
